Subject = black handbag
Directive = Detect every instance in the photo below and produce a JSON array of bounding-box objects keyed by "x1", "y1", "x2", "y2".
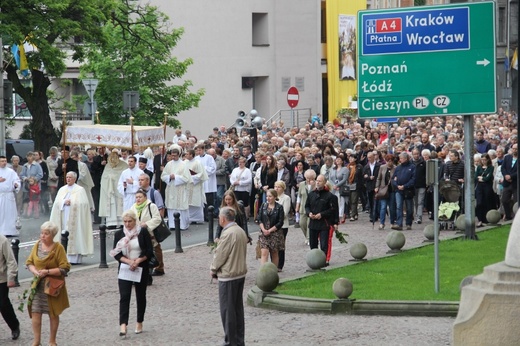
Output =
[
  {"x1": 148, "y1": 250, "x2": 159, "y2": 268},
  {"x1": 339, "y1": 185, "x2": 350, "y2": 196},
  {"x1": 148, "y1": 204, "x2": 171, "y2": 243}
]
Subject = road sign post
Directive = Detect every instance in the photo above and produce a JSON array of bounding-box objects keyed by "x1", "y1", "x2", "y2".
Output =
[
  {"x1": 357, "y1": 2, "x2": 496, "y2": 118},
  {"x1": 287, "y1": 86, "x2": 299, "y2": 127},
  {"x1": 82, "y1": 79, "x2": 99, "y2": 124}
]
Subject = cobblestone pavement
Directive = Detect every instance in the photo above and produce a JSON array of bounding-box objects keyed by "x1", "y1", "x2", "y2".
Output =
[{"x1": 2, "y1": 211, "x2": 467, "y2": 346}]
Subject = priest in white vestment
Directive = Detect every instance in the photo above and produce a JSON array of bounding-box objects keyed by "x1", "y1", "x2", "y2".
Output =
[
  {"x1": 161, "y1": 148, "x2": 192, "y2": 230},
  {"x1": 50, "y1": 171, "x2": 93, "y2": 264},
  {"x1": 195, "y1": 144, "x2": 217, "y2": 220},
  {"x1": 185, "y1": 149, "x2": 208, "y2": 223},
  {"x1": 117, "y1": 156, "x2": 144, "y2": 212},
  {"x1": 0, "y1": 156, "x2": 21, "y2": 236},
  {"x1": 99, "y1": 150, "x2": 128, "y2": 227}
]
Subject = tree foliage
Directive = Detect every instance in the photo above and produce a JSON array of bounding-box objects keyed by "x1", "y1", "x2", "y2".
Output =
[
  {"x1": 1, "y1": 0, "x2": 203, "y2": 154},
  {"x1": 80, "y1": 3, "x2": 204, "y2": 127}
]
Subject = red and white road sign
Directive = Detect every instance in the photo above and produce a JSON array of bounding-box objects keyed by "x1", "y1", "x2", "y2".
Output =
[{"x1": 287, "y1": 86, "x2": 299, "y2": 108}]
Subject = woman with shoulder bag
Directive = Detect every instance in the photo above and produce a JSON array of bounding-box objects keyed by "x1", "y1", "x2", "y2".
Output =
[
  {"x1": 329, "y1": 156, "x2": 349, "y2": 224},
  {"x1": 26, "y1": 221, "x2": 71, "y2": 346},
  {"x1": 130, "y1": 189, "x2": 163, "y2": 283},
  {"x1": 111, "y1": 210, "x2": 154, "y2": 337},
  {"x1": 255, "y1": 189, "x2": 284, "y2": 267},
  {"x1": 274, "y1": 181, "x2": 292, "y2": 272},
  {"x1": 347, "y1": 155, "x2": 363, "y2": 221},
  {"x1": 375, "y1": 154, "x2": 397, "y2": 229}
]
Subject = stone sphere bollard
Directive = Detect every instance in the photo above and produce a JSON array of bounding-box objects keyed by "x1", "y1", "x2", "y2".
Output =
[
  {"x1": 423, "y1": 224, "x2": 435, "y2": 241},
  {"x1": 455, "y1": 214, "x2": 466, "y2": 231},
  {"x1": 306, "y1": 248, "x2": 326, "y2": 269},
  {"x1": 333, "y1": 278, "x2": 353, "y2": 299},
  {"x1": 350, "y1": 243, "x2": 367, "y2": 260},
  {"x1": 513, "y1": 202, "x2": 518, "y2": 215},
  {"x1": 256, "y1": 263, "x2": 279, "y2": 292},
  {"x1": 486, "y1": 209, "x2": 501, "y2": 225},
  {"x1": 386, "y1": 231, "x2": 406, "y2": 251}
]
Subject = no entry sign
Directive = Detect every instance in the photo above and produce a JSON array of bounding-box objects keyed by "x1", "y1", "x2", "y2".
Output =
[{"x1": 287, "y1": 86, "x2": 299, "y2": 108}]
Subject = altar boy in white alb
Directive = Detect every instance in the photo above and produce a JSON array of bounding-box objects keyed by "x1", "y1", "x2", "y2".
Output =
[
  {"x1": 117, "y1": 156, "x2": 144, "y2": 212},
  {"x1": 0, "y1": 156, "x2": 21, "y2": 237}
]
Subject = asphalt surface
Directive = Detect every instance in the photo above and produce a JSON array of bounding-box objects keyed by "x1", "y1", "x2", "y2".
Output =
[{"x1": 1, "y1": 210, "x2": 488, "y2": 346}]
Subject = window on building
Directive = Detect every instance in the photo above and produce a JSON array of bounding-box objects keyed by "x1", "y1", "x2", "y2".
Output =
[
  {"x1": 252, "y1": 13, "x2": 269, "y2": 46},
  {"x1": 498, "y1": 6, "x2": 506, "y2": 44},
  {"x1": 374, "y1": 0, "x2": 401, "y2": 8}
]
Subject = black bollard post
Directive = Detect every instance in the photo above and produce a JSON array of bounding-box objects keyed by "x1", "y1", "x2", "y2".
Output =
[
  {"x1": 99, "y1": 224, "x2": 108, "y2": 268},
  {"x1": 174, "y1": 212, "x2": 183, "y2": 253},
  {"x1": 10, "y1": 239, "x2": 20, "y2": 287},
  {"x1": 60, "y1": 230, "x2": 69, "y2": 251},
  {"x1": 207, "y1": 206, "x2": 215, "y2": 246}
]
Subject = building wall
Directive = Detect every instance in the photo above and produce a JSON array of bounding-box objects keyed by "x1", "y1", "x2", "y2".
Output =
[{"x1": 151, "y1": 0, "x2": 321, "y2": 140}]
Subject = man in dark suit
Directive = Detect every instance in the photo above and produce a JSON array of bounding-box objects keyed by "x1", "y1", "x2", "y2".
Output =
[
  {"x1": 153, "y1": 147, "x2": 168, "y2": 200},
  {"x1": 90, "y1": 147, "x2": 107, "y2": 224},
  {"x1": 55, "y1": 146, "x2": 79, "y2": 189},
  {"x1": 500, "y1": 143, "x2": 518, "y2": 220},
  {"x1": 362, "y1": 151, "x2": 380, "y2": 222}
]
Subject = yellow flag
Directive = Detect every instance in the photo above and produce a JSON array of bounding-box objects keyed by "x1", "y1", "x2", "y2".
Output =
[{"x1": 512, "y1": 48, "x2": 518, "y2": 70}]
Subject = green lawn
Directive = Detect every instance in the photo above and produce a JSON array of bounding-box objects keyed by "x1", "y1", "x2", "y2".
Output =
[{"x1": 277, "y1": 226, "x2": 510, "y2": 301}]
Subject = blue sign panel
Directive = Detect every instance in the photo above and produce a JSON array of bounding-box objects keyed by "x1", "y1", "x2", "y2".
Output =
[
  {"x1": 375, "y1": 118, "x2": 399, "y2": 123},
  {"x1": 362, "y1": 7, "x2": 469, "y2": 55}
]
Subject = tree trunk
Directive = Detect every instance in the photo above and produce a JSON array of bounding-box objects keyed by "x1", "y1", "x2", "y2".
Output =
[{"x1": 6, "y1": 68, "x2": 59, "y2": 156}]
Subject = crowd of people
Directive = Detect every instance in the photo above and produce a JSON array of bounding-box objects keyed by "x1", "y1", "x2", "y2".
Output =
[{"x1": 0, "y1": 109, "x2": 518, "y2": 345}]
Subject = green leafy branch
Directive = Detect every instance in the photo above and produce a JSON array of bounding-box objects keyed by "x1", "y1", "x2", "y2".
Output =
[
  {"x1": 18, "y1": 276, "x2": 40, "y2": 312},
  {"x1": 335, "y1": 230, "x2": 348, "y2": 244}
]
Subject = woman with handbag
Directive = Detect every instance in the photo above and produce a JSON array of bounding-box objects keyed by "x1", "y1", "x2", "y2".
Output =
[
  {"x1": 375, "y1": 154, "x2": 397, "y2": 229},
  {"x1": 347, "y1": 155, "x2": 363, "y2": 222},
  {"x1": 111, "y1": 210, "x2": 154, "y2": 337},
  {"x1": 329, "y1": 156, "x2": 349, "y2": 224},
  {"x1": 130, "y1": 189, "x2": 163, "y2": 284},
  {"x1": 26, "y1": 221, "x2": 71, "y2": 346},
  {"x1": 255, "y1": 189, "x2": 284, "y2": 267}
]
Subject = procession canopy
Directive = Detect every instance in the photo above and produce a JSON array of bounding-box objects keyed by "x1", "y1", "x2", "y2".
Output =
[{"x1": 64, "y1": 124, "x2": 165, "y2": 150}]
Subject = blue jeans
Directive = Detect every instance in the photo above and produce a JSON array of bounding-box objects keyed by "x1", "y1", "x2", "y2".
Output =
[
  {"x1": 379, "y1": 192, "x2": 396, "y2": 226},
  {"x1": 215, "y1": 185, "x2": 226, "y2": 216},
  {"x1": 395, "y1": 191, "x2": 414, "y2": 227}
]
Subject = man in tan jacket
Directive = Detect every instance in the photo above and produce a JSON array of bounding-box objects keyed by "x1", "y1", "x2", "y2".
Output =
[
  {"x1": 210, "y1": 206, "x2": 248, "y2": 346},
  {"x1": 0, "y1": 234, "x2": 20, "y2": 340}
]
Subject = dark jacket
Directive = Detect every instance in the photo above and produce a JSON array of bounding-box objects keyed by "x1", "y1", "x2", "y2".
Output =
[
  {"x1": 413, "y1": 158, "x2": 427, "y2": 188},
  {"x1": 255, "y1": 202, "x2": 284, "y2": 231},
  {"x1": 216, "y1": 204, "x2": 249, "y2": 239},
  {"x1": 113, "y1": 227, "x2": 154, "y2": 270},
  {"x1": 443, "y1": 160, "x2": 465, "y2": 184},
  {"x1": 501, "y1": 154, "x2": 518, "y2": 188},
  {"x1": 392, "y1": 160, "x2": 416, "y2": 191},
  {"x1": 55, "y1": 158, "x2": 79, "y2": 189},
  {"x1": 363, "y1": 162, "x2": 381, "y2": 192},
  {"x1": 305, "y1": 187, "x2": 339, "y2": 231},
  {"x1": 475, "y1": 139, "x2": 491, "y2": 154}
]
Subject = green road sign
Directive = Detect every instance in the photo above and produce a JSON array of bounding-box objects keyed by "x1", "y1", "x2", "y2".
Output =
[{"x1": 357, "y1": 2, "x2": 496, "y2": 118}]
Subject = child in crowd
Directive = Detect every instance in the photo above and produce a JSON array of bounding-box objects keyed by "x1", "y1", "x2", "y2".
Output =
[{"x1": 27, "y1": 176, "x2": 41, "y2": 218}]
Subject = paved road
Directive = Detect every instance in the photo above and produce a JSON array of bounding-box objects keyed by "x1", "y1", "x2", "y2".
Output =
[{"x1": 2, "y1": 210, "x2": 480, "y2": 345}]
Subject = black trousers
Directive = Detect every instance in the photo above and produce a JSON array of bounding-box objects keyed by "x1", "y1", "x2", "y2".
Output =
[
  {"x1": 204, "y1": 192, "x2": 215, "y2": 221},
  {"x1": 118, "y1": 268, "x2": 149, "y2": 325},
  {"x1": 219, "y1": 277, "x2": 245, "y2": 346},
  {"x1": 0, "y1": 282, "x2": 19, "y2": 332},
  {"x1": 309, "y1": 227, "x2": 332, "y2": 262},
  {"x1": 277, "y1": 228, "x2": 289, "y2": 270}
]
